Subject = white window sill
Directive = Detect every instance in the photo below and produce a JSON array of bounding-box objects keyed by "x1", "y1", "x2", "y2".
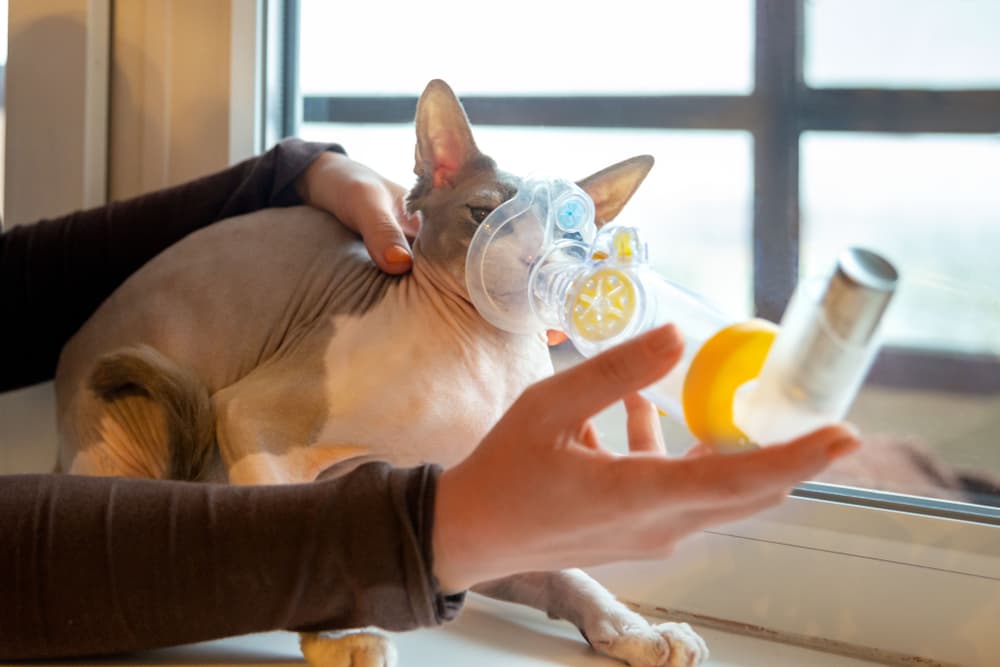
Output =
[{"x1": 24, "y1": 595, "x2": 881, "y2": 667}]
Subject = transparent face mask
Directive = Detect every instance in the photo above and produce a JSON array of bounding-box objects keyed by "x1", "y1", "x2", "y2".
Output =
[{"x1": 465, "y1": 179, "x2": 596, "y2": 334}]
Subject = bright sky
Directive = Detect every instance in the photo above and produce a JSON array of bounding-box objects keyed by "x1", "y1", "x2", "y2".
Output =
[{"x1": 300, "y1": 0, "x2": 1000, "y2": 95}]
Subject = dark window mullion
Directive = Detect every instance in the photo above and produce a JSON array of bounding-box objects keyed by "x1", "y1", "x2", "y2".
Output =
[
  {"x1": 263, "y1": 0, "x2": 302, "y2": 146},
  {"x1": 799, "y1": 88, "x2": 1000, "y2": 133},
  {"x1": 303, "y1": 95, "x2": 757, "y2": 130},
  {"x1": 281, "y1": 0, "x2": 302, "y2": 138},
  {"x1": 752, "y1": 0, "x2": 804, "y2": 321}
]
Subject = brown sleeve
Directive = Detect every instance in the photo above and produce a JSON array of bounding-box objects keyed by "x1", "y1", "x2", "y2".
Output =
[
  {"x1": 0, "y1": 138, "x2": 343, "y2": 393},
  {"x1": 0, "y1": 463, "x2": 465, "y2": 659}
]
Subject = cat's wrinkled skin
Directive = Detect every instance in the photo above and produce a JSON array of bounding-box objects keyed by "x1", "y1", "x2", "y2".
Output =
[{"x1": 55, "y1": 80, "x2": 707, "y2": 667}]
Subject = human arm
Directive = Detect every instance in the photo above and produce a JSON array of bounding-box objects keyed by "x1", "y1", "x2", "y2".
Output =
[
  {"x1": 432, "y1": 324, "x2": 860, "y2": 592},
  {"x1": 0, "y1": 463, "x2": 460, "y2": 659},
  {"x1": 0, "y1": 140, "x2": 418, "y2": 392},
  {"x1": 0, "y1": 325, "x2": 857, "y2": 658}
]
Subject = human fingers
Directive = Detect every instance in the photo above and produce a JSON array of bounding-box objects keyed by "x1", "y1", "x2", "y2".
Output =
[
  {"x1": 302, "y1": 153, "x2": 417, "y2": 274},
  {"x1": 676, "y1": 424, "x2": 861, "y2": 507},
  {"x1": 538, "y1": 324, "x2": 683, "y2": 423},
  {"x1": 624, "y1": 392, "x2": 667, "y2": 454},
  {"x1": 608, "y1": 424, "x2": 858, "y2": 513},
  {"x1": 349, "y1": 187, "x2": 414, "y2": 274},
  {"x1": 684, "y1": 489, "x2": 788, "y2": 533},
  {"x1": 578, "y1": 420, "x2": 602, "y2": 450},
  {"x1": 683, "y1": 442, "x2": 714, "y2": 459},
  {"x1": 391, "y1": 188, "x2": 422, "y2": 240},
  {"x1": 613, "y1": 487, "x2": 789, "y2": 558}
]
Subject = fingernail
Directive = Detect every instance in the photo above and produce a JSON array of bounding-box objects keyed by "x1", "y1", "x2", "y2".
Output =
[
  {"x1": 826, "y1": 437, "x2": 860, "y2": 460},
  {"x1": 384, "y1": 244, "x2": 411, "y2": 265}
]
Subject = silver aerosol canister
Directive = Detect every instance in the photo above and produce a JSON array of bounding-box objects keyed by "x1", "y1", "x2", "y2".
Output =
[{"x1": 734, "y1": 248, "x2": 899, "y2": 445}]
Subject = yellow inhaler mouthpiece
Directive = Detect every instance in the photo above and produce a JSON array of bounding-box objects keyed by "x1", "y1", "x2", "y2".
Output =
[
  {"x1": 571, "y1": 269, "x2": 637, "y2": 342},
  {"x1": 681, "y1": 319, "x2": 778, "y2": 448},
  {"x1": 569, "y1": 228, "x2": 643, "y2": 343}
]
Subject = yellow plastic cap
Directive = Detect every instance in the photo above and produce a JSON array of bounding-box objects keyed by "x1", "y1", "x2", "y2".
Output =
[{"x1": 681, "y1": 319, "x2": 778, "y2": 450}]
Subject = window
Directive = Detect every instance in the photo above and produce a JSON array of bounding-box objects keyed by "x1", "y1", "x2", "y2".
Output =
[
  {"x1": 297, "y1": 0, "x2": 1000, "y2": 516},
  {"x1": 805, "y1": 0, "x2": 1000, "y2": 89}
]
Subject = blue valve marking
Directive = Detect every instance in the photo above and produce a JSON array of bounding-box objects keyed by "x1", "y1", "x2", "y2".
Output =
[{"x1": 556, "y1": 197, "x2": 587, "y2": 231}]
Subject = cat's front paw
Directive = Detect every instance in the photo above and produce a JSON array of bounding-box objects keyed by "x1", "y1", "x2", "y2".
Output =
[
  {"x1": 299, "y1": 629, "x2": 398, "y2": 667},
  {"x1": 584, "y1": 616, "x2": 709, "y2": 667}
]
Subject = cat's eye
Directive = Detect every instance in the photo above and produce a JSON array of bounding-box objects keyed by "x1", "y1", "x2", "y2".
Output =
[{"x1": 468, "y1": 206, "x2": 492, "y2": 224}]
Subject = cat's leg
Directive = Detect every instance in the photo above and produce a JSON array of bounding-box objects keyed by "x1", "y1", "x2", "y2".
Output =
[
  {"x1": 300, "y1": 630, "x2": 397, "y2": 667},
  {"x1": 210, "y1": 357, "x2": 370, "y2": 485},
  {"x1": 474, "y1": 569, "x2": 708, "y2": 667},
  {"x1": 212, "y1": 366, "x2": 396, "y2": 667}
]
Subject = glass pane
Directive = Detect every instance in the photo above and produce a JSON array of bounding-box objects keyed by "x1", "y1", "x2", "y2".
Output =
[
  {"x1": 299, "y1": 0, "x2": 753, "y2": 95},
  {"x1": 802, "y1": 132, "x2": 1000, "y2": 506},
  {"x1": 805, "y1": 0, "x2": 1000, "y2": 89},
  {"x1": 302, "y1": 123, "x2": 752, "y2": 319},
  {"x1": 801, "y1": 133, "x2": 1000, "y2": 354}
]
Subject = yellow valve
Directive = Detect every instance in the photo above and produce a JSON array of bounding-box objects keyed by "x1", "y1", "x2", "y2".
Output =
[
  {"x1": 570, "y1": 268, "x2": 638, "y2": 342},
  {"x1": 613, "y1": 228, "x2": 635, "y2": 263},
  {"x1": 682, "y1": 319, "x2": 779, "y2": 449}
]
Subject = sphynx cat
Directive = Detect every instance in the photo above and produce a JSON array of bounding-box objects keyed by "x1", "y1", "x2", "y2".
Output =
[{"x1": 55, "y1": 79, "x2": 708, "y2": 667}]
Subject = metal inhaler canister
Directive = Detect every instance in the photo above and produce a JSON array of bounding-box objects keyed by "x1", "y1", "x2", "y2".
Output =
[
  {"x1": 787, "y1": 248, "x2": 899, "y2": 408},
  {"x1": 734, "y1": 248, "x2": 899, "y2": 445}
]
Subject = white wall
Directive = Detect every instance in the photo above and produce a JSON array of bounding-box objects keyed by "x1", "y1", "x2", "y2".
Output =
[
  {"x1": 4, "y1": 0, "x2": 108, "y2": 225},
  {"x1": 109, "y1": 0, "x2": 259, "y2": 200},
  {"x1": 1, "y1": 0, "x2": 259, "y2": 473}
]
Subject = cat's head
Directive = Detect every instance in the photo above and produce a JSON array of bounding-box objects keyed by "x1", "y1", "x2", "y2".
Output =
[{"x1": 406, "y1": 79, "x2": 653, "y2": 307}]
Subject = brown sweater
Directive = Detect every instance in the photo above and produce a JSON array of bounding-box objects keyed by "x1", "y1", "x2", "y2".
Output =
[{"x1": 0, "y1": 140, "x2": 464, "y2": 659}]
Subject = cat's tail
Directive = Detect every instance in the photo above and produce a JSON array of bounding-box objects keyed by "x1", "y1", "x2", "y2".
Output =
[{"x1": 89, "y1": 344, "x2": 215, "y2": 481}]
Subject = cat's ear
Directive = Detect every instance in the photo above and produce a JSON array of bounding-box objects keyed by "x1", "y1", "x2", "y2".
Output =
[
  {"x1": 414, "y1": 79, "x2": 482, "y2": 188},
  {"x1": 577, "y1": 156, "x2": 654, "y2": 228}
]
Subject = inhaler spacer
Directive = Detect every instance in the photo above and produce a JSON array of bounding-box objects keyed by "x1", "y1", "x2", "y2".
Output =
[{"x1": 466, "y1": 179, "x2": 899, "y2": 449}]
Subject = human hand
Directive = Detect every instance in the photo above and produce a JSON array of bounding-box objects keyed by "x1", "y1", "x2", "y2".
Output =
[
  {"x1": 296, "y1": 151, "x2": 420, "y2": 273},
  {"x1": 432, "y1": 324, "x2": 861, "y2": 592}
]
